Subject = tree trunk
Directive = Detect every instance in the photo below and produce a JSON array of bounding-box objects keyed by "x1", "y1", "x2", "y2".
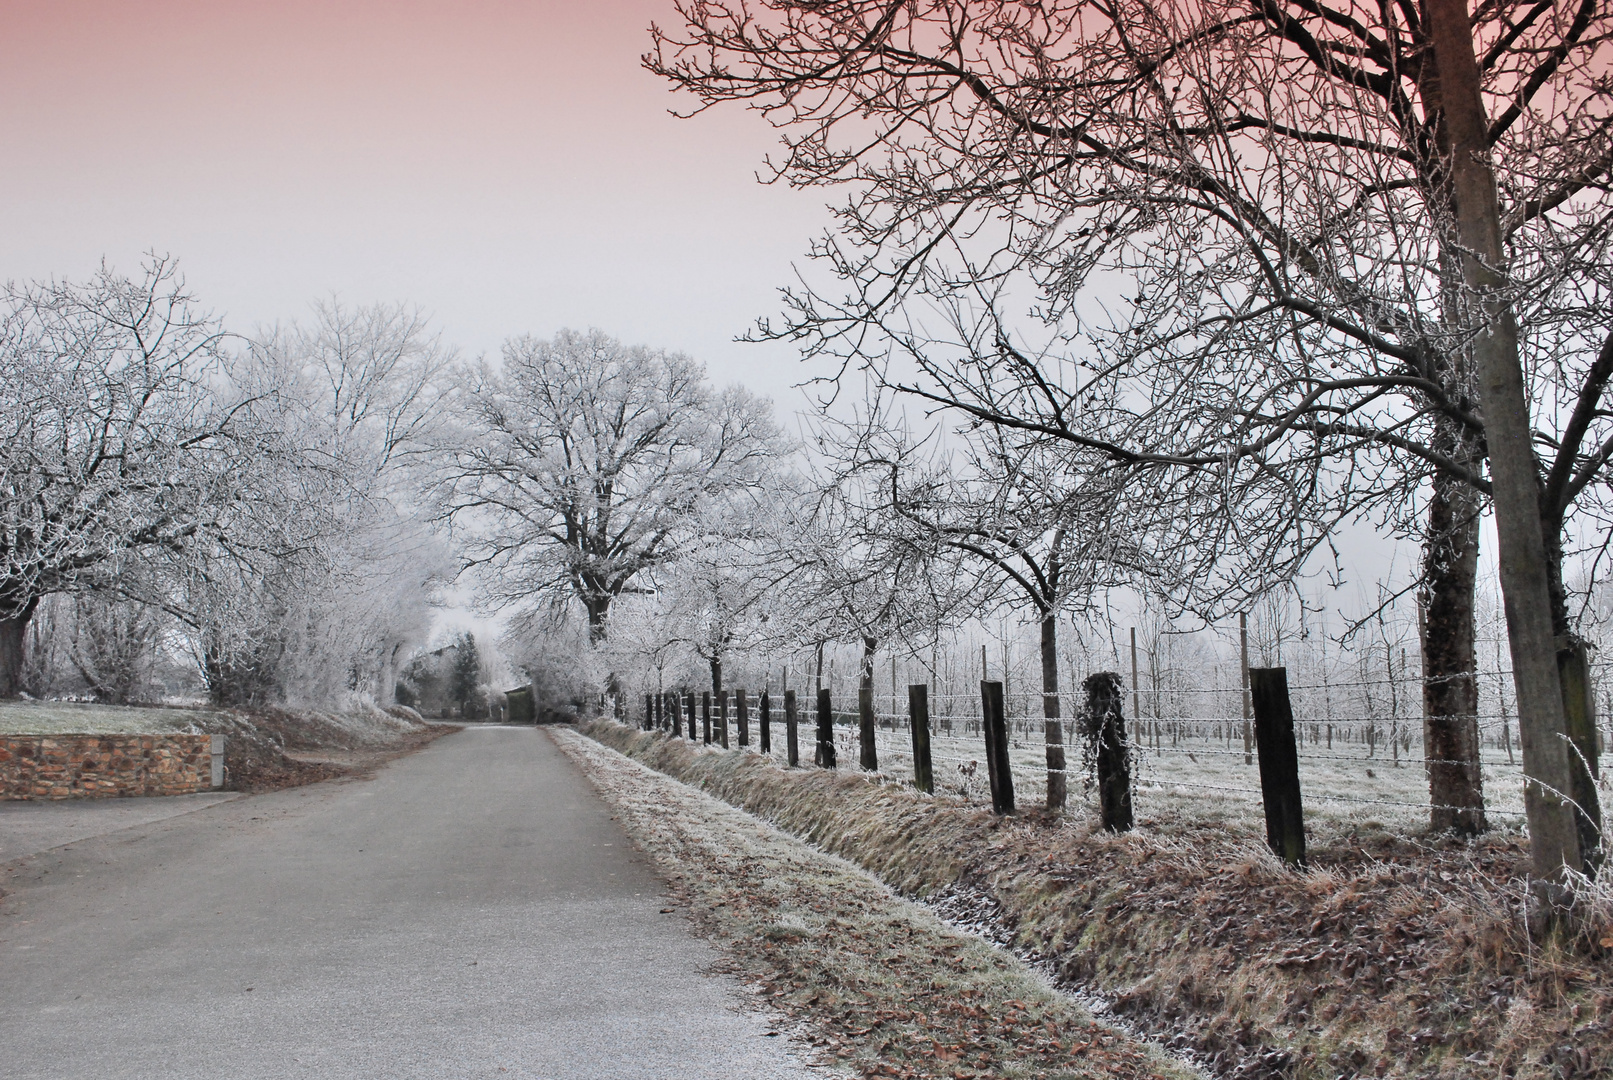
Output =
[
  {"x1": 1421, "y1": 465, "x2": 1487, "y2": 834},
  {"x1": 1041, "y1": 613, "x2": 1067, "y2": 810},
  {"x1": 1542, "y1": 515, "x2": 1604, "y2": 867},
  {"x1": 1425, "y1": 0, "x2": 1584, "y2": 880},
  {"x1": 584, "y1": 593, "x2": 611, "y2": 645},
  {"x1": 0, "y1": 596, "x2": 40, "y2": 698},
  {"x1": 710, "y1": 654, "x2": 723, "y2": 698},
  {"x1": 379, "y1": 642, "x2": 401, "y2": 708},
  {"x1": 859, "y1": 635, "x2": 878, "y2": 771}
]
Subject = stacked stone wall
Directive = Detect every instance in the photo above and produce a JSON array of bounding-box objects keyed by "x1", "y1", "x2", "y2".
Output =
[{"x1": 0, "y1": 734, "x2": 213, "y2": 800}]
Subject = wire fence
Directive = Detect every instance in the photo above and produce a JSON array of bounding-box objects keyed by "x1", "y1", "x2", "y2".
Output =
[{"x1": 636, "y1": 674, "x2": 1613, "y2": 838}]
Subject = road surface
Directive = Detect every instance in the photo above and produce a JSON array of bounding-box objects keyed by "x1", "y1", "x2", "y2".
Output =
[{"x1": 0, "y1": 726, "x2": 822, "y2": 1079}]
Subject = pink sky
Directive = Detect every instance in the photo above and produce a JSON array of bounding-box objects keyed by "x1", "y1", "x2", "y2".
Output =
[{"x1": 0, "y1": 0, "x2": 829, "y2": 404}]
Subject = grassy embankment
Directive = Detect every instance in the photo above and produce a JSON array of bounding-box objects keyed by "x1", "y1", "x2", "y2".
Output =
[{"x1": 583, "y1": 719, "x2": 1610, "y2": 1080}]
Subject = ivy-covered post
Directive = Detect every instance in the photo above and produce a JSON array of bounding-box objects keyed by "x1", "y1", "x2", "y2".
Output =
[{"x1": 1079, "y1": 672, "x2": 1132, "y2": 832}]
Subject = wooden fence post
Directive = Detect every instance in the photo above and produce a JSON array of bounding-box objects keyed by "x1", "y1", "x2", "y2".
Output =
[
  {"x1": 1250, "y1": 667, "x2": 1306, "y2": 867},
  {"x1": 815, "y1": 688, "x2": 836, "y2": 769},
  {"x1": 759, "y1": 690, "x2": 772, "y2": 754},
  {"x1": 859, "y1": 683, "x2": 878, "y2": 771},
  {"x1": 909, "y1": 684, "x2": 934, "y2": 794},
  {"x1": 718, "y1": 689, "x2": 730, "y2": 748},
  {"x1": 702, "y1": 691, "x2": 712, "y2": 745},
  {"x1": 784, "y1": 689, "x2": 799, "y2": 766},
  {"x1": 737, "y1": 689, "x2": 750, "y2": 748},
  {"x1": 1081, "y1": 672, "x2": 1132, "y2": 832},
  {"x1": 685, "y1": 692, "x2": 696, "y2": 741},
  {"x1": 980, "y1": 680, "x2": 1015, "y2": 814}
]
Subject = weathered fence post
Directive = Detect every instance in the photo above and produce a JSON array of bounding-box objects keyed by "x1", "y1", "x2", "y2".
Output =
[
  {"x1": 645, "y1": 693, "x2": 654, "y2": 731},
  {"x1": 909, "y1": 684, "x2": 933, "y2": 794},
  {"x1": 702, "y1": 691, "x2": 712, "y2": 745},
  {"x1": 1249, "y1": 667, "x2": 1306, "y2": 867},
  {"x1": 737, "y1": 689, "x2": 750, "y2": 748},
  {"x1": 859, "y1": 683, "x2": 878, "y2": 771},
  {"x1": 1081, "y1": 672, "x2": 1132, "y2": 832},
  {"x1": 980, "y1": 680, "x2": 1015, "y2": 814},
  {"x1": 718, "y1": 689, "x2": 730, "y2": 748},
  {"x1": 685, "y1": 692, "x2": 696, "y2": 741},
  {"x1": 784, "y1": 689, "x2": 799, "y2": 766},
  {"x1": 759, "y1": 690, "x2": 772, "y2": 754},
  {"x1": 815, "y1": 688, "x2": 836, "y2": 769}
]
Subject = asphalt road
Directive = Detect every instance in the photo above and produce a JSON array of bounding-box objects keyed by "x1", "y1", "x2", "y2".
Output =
[{"x1": 0, "y1": 726, "x2": 822, "y2": 1080}]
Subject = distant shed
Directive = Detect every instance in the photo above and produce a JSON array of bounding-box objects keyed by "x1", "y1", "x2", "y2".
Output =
[{"x1": 505, "y1": 686, "x2": 535, "y2": 725}]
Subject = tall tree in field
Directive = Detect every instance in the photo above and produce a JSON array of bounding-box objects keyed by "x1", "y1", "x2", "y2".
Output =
[
  {"x1": 434, "y1": 329, "x2": 783, "y2": 644},
  {"x1": 650, "y1": 0, "x2": 1613, "y2": 875}
]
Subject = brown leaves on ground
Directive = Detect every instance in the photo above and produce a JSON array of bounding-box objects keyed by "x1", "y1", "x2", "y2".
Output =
[{"x1": 556, "y1": 727, "x2": 1188, "y2": 1080}]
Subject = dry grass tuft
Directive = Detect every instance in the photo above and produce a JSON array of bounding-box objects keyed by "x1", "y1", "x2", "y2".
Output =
[{"x1": 583, "y1": 720, "x2": 1613, "y2": 1080}]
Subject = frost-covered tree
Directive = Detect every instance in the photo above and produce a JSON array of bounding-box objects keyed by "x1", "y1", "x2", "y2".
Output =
[
  {"x1": 432, "y1": 328, "x2": 784, "y2": 644},
  {"x1": 651, "y1": 0, "x2": 1613, "y2": 868},
  {"x1": 0, "y1": 257, "x2": 238, "y2": 697},
  {"x1": 158, "y1": 300, "x2": 451, "y2": 707}
]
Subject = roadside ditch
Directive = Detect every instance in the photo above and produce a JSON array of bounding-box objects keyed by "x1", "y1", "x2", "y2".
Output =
[{"x1": 579, "y1": 719, "x2": 1611, "y2": 1080}]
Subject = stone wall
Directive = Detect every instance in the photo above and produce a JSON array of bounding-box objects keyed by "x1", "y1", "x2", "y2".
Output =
[{"x1": 0, "y1": 734, "x2": 219, "y2": 800}]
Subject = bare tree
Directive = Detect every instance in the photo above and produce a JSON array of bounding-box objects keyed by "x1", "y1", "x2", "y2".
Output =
[
  {"x1": 649, "y1": 0, "x2": 1613, "y2": 872},
  {"x1": 780, "y1": 430, "x2": 977, "y2": 770},
  {"x1": 66, "y1": 594, "x2": 162, "y2": 705},
  {"x1": 0, "y1": 257, "x2": 238, "y2": 698},
  {"x1": 852, "y1": 416, "x2": 1146, "y2": 807},
  {"x1": 433, "y1": 328, "x2": 783, "y2": 644},
  {"x1": 150, "y1": 301, "x2": 450, "y2": 708}
]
